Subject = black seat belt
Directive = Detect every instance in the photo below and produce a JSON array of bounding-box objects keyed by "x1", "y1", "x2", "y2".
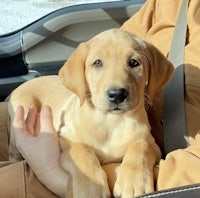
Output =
[{"x1": 163, "y1": 0, "x2": 189, "y2": 155}]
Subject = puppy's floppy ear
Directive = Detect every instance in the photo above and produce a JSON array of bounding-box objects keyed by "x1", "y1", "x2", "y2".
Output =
[
  {"x1": 59, "y1": 42, "x2": 89, "y2": 106},
  {"x1": 145, "y1": 42, "x2": 174, "y2": 99}
]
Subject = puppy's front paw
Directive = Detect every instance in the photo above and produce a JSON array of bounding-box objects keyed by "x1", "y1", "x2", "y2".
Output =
[
  {"x1": 60, "y1": 141, "x2": 111, "y2": 198},
  {"x1": 113, "y1": 164, "x2": 154, "y2": 198},
  {"x1": 84, "y1": 178, "x2": 111, "y2": 198},
  {"x1": 69, "y1": 168, "x2": 111, "y2": 198}
]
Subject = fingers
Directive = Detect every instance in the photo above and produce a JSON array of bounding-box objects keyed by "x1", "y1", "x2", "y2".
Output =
[
  {"x1": 14, "y1": 106, "x2": 41, "y2": 137},
  {"x1": 40, "y1": 105, "x2": 56, "y2": 134},
  {"x1": 14, "y1": 106, "x2": 39, "y2": 137},
  {"x1": 34, "y1": 113, "x2": 41, "y2": 136},
  {"x1": 13, "y1": 105, "x2": 26, "y2": 132},
  {"x1": 25, "y1": 108, "x2": 37, "y2": 136},
  {"x1": 13, "y1": 105, "x2": 29, "y2": 149},
  {"x1": 13, "y1": 105, "x2": 55, "y2": 137}
]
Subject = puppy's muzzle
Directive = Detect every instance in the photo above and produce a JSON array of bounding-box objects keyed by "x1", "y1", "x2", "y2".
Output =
[{"x1": 106, "y1": 88, "x2": 129, "y2": 105}]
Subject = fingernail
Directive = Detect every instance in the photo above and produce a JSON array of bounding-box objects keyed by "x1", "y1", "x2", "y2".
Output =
[{"x1": 42, "y1": 105, "x2": 52, "y2": 116}]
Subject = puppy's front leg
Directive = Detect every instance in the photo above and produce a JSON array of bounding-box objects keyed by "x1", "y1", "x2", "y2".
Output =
[
  {"x1": 60, "y1": 138, "x2": 111, "y2": 198},
  {"x1": 113, "y1": 135, "x2": 161, "y2": 198}
]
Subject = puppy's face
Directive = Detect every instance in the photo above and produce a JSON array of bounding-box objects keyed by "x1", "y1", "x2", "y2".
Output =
[
  {"x1": 59, "y1": 29, "x2": 174, "y2": 113},
  {"x1": 85, "y1": 31, "x2": 149, "y2": 113}
]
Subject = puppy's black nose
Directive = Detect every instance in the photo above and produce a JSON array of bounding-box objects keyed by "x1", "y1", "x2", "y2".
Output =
[{"x1": 107, "y1": 88, "x2": 128, "y2": 104}]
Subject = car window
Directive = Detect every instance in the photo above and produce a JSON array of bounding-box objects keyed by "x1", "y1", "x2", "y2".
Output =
[{"x1": 0, "y1": 0, "x2": 121, "y2": 35}]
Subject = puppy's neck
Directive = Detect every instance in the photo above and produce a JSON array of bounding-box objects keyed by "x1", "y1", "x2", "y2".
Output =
[{"x1": 81, "y1": 99, "x2": 149, "y2": 126}]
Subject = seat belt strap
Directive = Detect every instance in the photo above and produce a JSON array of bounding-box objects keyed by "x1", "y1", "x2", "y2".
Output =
[{"x1": 163, "y1": 0, "x2": 189, "y2": 155}]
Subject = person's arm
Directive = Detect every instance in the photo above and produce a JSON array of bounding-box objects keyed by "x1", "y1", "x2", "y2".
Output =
[
  {"x1": 120, "y1": 0, "x2": 155, "y2": 38},
  {"x1": 13, "y1": 105, "x2": 69, "y2": 198}
]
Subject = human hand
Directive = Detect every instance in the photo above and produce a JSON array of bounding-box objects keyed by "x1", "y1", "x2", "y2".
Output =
[{"x1": 13, "y1": 105, "x2": 69, "y2": 197}]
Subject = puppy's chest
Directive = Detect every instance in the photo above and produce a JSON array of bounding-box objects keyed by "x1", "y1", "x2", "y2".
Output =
[{"x1": 59, "y1": 111, "x2": 149, "y2": 163}]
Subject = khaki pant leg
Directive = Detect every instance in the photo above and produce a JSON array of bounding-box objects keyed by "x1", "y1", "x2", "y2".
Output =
[
  {"x1": 0, "y1": 102, "x2": 9, "y2": 161},
  {"x1": 0, "y1": 161, "x2": 59, "y2": 198}
]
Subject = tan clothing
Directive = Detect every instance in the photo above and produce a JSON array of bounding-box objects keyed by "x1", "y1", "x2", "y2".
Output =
[
  {"x1": 0, "y1": 161, "x2": 58, "y2": 198},
  {"x1": 0, "y1": 102, "x2": 9, "y2": 161},
  {"x1": 122, "y1": 0, "x2": 200, "y2": 191}
]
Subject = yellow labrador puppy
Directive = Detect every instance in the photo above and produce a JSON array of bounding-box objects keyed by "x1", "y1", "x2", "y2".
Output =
[{"x1": 8, "y1": 29, "x2": 174, "y2": 198}]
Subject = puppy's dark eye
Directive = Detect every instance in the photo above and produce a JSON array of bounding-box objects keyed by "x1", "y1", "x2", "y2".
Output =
[
  {"x1": 128, "y1": 59, "x2": 140, "y2": 68},
  {"x1": 93, "y1": 59, "x2": 103, "y2": 68}
]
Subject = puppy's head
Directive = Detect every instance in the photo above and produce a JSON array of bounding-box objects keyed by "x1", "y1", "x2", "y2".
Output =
[{"x1": 59, "y1": 29, "x2": 174, "y2": 113}]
